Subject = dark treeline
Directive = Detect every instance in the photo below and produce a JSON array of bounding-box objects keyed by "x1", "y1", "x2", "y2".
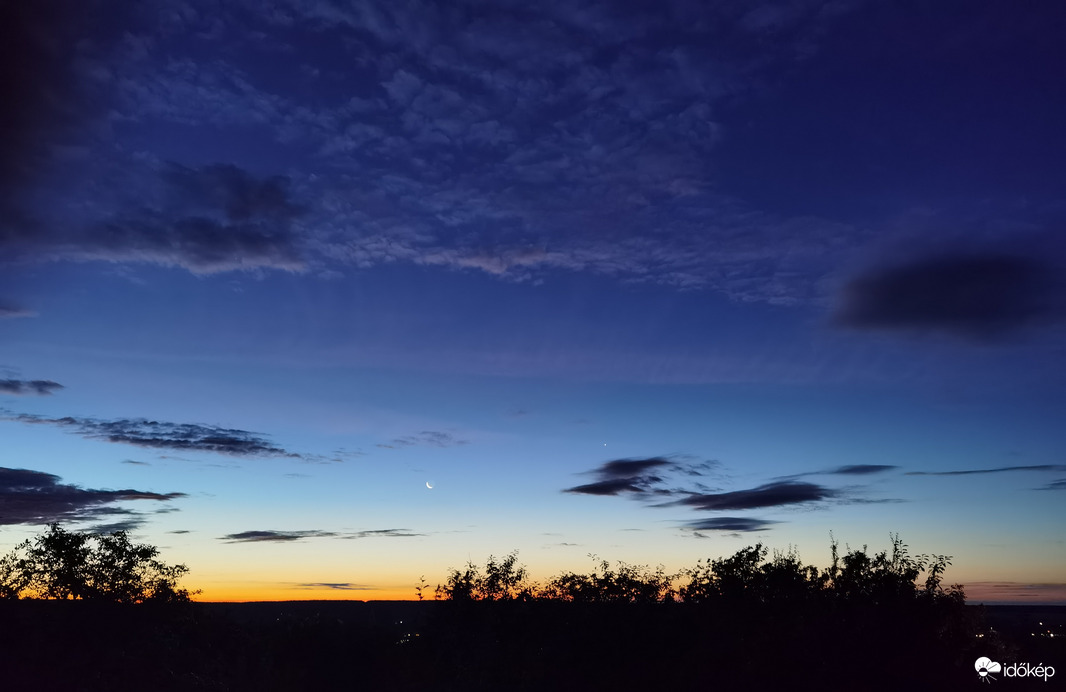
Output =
[
  {"x1": 0, "y1": 532, "x2": 1027, "y2": 691},
  {"x1": 421, "y1": 537, "x2": 999, "y2": 690},
  {"x1": 434, "y1": 535, "x2": 961, "y2": 606}
]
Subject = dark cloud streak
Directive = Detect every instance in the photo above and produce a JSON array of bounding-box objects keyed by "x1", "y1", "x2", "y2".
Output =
[
  {"x1": 906, "y1": 464, "x2": 1066, "y2": 476},
  {"x1": 0, "y1": 303, "x2": 36, "y2": 319},
  {"x1": 378, "y1": 430, "x2": 468, "y2": 448},
  {"x1": 667, "y1": 481, "x2": 834, "y2": 511},
  {"x1": 220, "y1": 528, "x2": 424, "y2": 543},
  {"x1": 830, "y1": 464, "x2": 898, "y2": 475},
  {"x1": 220, "y1": 530, "x2": 336, "y2": 543},
  {"x1": 0, "y1": 379, "x2": 64, "y2": 396},
  {"x1": 0, "y1": 467, "x2": 185, "y2": 526},
  {"x1": 684, "y1": 517, "x2": 778, "y2": 533},
  {"x1": 3, "y1": 411, "x2": 300, "y2": 458},
  {"x1": 344, "y1": 529, "x2": 424, "y2": 539}
]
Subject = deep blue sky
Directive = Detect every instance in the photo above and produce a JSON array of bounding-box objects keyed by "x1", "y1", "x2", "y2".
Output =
[{"x1": 2, "y1": 0, "x2": 1064, "y2": 602}]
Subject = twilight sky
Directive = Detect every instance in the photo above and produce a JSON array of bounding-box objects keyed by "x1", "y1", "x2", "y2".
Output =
[{"x1": 2, "y1": 0, "x2": 1065, "y2": 603}]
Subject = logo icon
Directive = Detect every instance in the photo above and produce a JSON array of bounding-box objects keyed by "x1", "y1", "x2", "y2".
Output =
[{"x1": 976, "y1": 657, "x2": 1002, "y2": 683}]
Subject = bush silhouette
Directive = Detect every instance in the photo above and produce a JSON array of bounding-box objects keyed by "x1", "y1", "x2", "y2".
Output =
[
  {"x1": 426, "y1": 535, "x2": 987, "y2": 691},
  {"x1": 0, "y1": 523, "x2": 197, "y2": 602},
  {"x1": 436, "y1": 534, "x2": 963, "y2": 608},
  {"x1": 543, "y1": 556, "x2": 674, "y2": 603},
  {"x1": 435, "y1": 551, "x2": 532, "y2": 601}
]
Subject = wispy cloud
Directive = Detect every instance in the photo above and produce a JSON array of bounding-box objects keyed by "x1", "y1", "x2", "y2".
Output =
[
  {"x1": 0, "y1": 466, "x2": 185, "y2": 525},
  {"x1": 220, "y1": 528, "x2": 424, "y2": 543},
  {"x1": 296, "y1": 582, "x2": 376, "y2": 591},
  {"x1": 0, "y1": 379, "x2": 64, "y2": 396},
  {"x1": 683, "y1": 517, "x2": 778, "y2": 534},
  {"x1": 778, "y1": 464, "x2": 899, "y2": 481},
  {"x1": 906, "y1": 464, "x2": 1066, "y2": 476},
  {"x1": 3, "y1": 411, "x2": 300, "y2": 458},
  {"x1": 220, "y1": 530, "x2": 337, "y2": 543},
  {"x1": 829, "y1": 464, "x2": 898, "y2": 475},
  {"x1": 0, "y1": 304, "x2": 36, "y2": 319},
  {"x1": 378, "y1": 430, "x2": 468, "y2": 449},
  {"x1": 343, "y1": 529, "x2": 424, "y2": 539}
]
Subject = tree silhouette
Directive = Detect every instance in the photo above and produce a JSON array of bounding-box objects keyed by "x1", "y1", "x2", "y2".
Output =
[
  {"x1": 425, "y1": 535, "x2": 984, "y2": 691},
  {"x1": 544, "y1": 556, "x2": 674, "y2": 603},
  {"x1": 0, "y1": 523, "x2": 197, "y2": 602},
  {"x1": 435, "y1": 551, "x2": 531, "y2": 601},
  {"x1": 435, "y1": 535, "x2": 967, "y2": 610}
]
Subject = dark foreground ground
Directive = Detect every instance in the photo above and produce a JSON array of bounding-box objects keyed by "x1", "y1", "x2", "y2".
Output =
[{"x1": 0, "y1": 600, "x2": 1061, "y2": 691}]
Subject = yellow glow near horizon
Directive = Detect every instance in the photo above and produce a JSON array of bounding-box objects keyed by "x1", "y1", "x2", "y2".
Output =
[{"x1": 195, "y1": 583, "x2": 418, "y2": 602}]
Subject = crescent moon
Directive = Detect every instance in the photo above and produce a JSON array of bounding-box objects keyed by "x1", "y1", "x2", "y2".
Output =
[{"x1": 426, "y1": 481, "x2": 433, "y2": 489}]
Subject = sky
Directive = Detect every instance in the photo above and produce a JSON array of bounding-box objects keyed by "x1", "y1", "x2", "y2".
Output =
[{"x1": 2, "y1": 0, "x2": 1065, "y2": 604}]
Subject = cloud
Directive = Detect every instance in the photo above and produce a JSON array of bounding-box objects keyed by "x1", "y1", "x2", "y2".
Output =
[
  {"x1": 778, "y1": 464, "x2": 899, "y2": 481},
  {"x1": 563, "y1": 457, "x2": 678, "y2": 496},
  {"x1": 379, "y1": 430, "x2": 468, "y2": 448},
  {"x1": 906, "y1": 464, "x2": 1066, "y2": 476},
  {"x1": 344, "y1": 529, "x2": 423, "y2": 539},
  {"x1": 296, "y1": 582, "x2": 375, "y2": 591},
  {"x1": 79, "y1": 163, "x2": 307, "y2": 274},
  {"x1": 667, "y1": 481, "x2": 834, "y2": 511},
  {"x1": 220, "y1": 530, "x2": 336, "y2": 543},
  {"x1": 220, "y1": 528, "x2": 423, "y2": 542},
  {"x1": 828, "y1": 464, "x2": 898, "y2": 475},
  {"x1": 37, "y1": 0, "x2": 867, "y2": 304},
  {"x1": 0, "y1": 379, "x2": 64, "y2": 396},
  {"x1": 1038, "y1": 479, "x2": 1066, "y2": 491},
  {"x1": 564, "y1": 478, "x2": 654, "y2": 496},
  {"x1": 0, "y1": 303, "x2": 35, "y2": 319},
  {"x1": 597, "y1": 458, "x2": 676, "y2": 479},
  {"x1": 3, "y1": 411, "x2": 300, "y2": 457},
  {"x1": 683, "y1": 517, "x2": 778, "y2": 533},
  {"x1": 6, "y1": 162, "x2": 309, "y2": 275},
  {"x1": 0, "y1": 466, "x2": 185, "y2": 525},
  {"x1": 834, "y1": 254, "x2": 1060, "y2": 338}
]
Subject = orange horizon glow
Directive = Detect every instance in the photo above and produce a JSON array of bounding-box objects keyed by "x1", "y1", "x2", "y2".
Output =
[
  {"x1": 193, "y1": 584, "x2": 420, "y2": 602},
  {"x1": 190, "y1": 582, "x2": 1066, "y2": 605}
]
